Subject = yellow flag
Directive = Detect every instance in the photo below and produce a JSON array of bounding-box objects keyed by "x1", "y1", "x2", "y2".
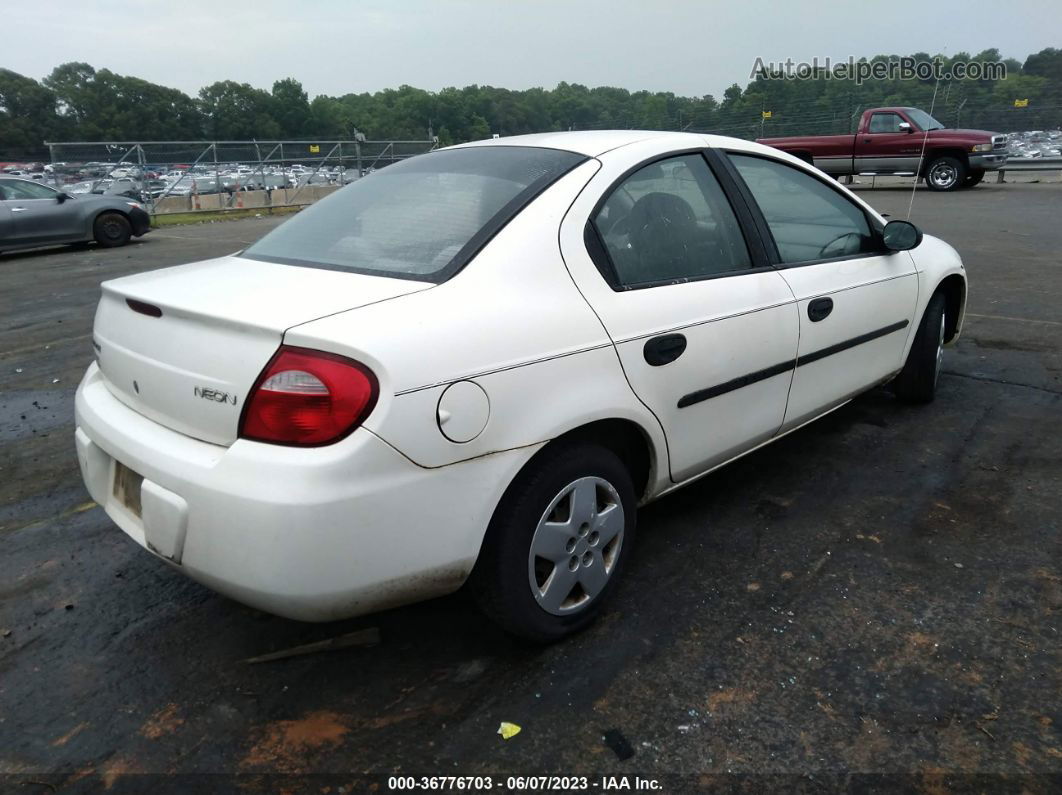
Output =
[{"x1": 762, "y1": 110, "x2": 773, "y2": 119}]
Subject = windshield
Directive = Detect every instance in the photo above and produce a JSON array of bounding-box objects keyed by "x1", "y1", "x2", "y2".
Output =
[
  {"x1": 241, "y1": 146, "x2": 586, "y2": 282},
  {"x1": 905, "y1": 108, "x2": 945, "y2": 131}
]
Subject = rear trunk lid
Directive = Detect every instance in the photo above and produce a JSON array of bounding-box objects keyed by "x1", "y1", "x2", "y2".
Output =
[{"x1": 93, "y1": 255, "x2": 430, "y2": 445}]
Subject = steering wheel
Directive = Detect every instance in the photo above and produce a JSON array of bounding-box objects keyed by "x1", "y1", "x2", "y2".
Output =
[{"x1": 819, "y1": 232, "x2": 862, "y2": 259}]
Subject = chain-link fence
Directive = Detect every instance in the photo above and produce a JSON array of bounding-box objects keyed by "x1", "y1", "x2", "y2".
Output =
[
  {"x1": 39, "y1": 138, "x2": 438, "y2": 215},
  {"x1": 9, "y1": 100, "x2": 1059, "y2": 208},
  {"x1": 733, "y1": 102, "x2": 1062, "y2": 141},
  {"x1": 563, "y1": 100, "x2": 1062, "y2": 145}
]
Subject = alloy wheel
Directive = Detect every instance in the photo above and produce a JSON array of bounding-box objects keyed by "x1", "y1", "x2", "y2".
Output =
[{"x1": 929, "y1": 162, "x2": 958, "y2": 189}]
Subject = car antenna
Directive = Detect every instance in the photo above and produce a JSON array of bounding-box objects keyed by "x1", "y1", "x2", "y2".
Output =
[{"x1": 907, "y1": 73, "x2": 942, "y2": 220}]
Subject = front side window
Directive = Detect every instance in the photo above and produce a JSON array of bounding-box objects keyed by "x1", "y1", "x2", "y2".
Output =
[
  {"x1": 592, "y1": 154, "x2": 751, "y2": 287},
  {"x1": 904, "y1": 108, "x2": 944, "y2": 131},
  {"x1": 729, "y1": 154, "x2": 876, "y2": 264},
  {"x1": 0, "y1": 179, "x2": 58, "y2": 200},
  {"x1": 241, "y1": 146, "x2": 585, "y2": 282},
  {"x1": 868, "y1": 113, "x2": 904, "y2": 133}
]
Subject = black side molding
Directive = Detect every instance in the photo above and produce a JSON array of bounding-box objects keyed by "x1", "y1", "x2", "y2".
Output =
[
  {"x1": 677, "y1": 320, "x2": 910, "y2": 409},
  {"x1": 678, "y1": 360, "x2": 795, "y2": 408},
  {"x1": 796, "y1": 320, "x2": 909, "y2": 367}
]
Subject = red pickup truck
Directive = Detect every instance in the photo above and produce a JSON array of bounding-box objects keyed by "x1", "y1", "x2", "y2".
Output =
[{"x1": 758, "y1": 107, "x2": 1007, "y2": 191}]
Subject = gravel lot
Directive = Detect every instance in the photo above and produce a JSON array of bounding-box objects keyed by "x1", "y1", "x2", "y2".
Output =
[{"x1": 1, "y1": 183, "x2": 1059, "y2": 792}]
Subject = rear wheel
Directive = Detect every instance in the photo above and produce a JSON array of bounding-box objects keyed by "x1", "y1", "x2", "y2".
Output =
[
  {"x1": 962, "y1": 169, "x2": 985, "y2": 188},
  {"x1": 925, "y1": 156, "x2": 967, "y2": 192},
  {"x1": 471, "y1": 442, "x2": 637, "y2": 643},
  {"x1": 93, "y1": 212, "x2": 131, "y2": 248},
  {"x1": 893, "y1": 291, "x2": 947, "y2": 403}
]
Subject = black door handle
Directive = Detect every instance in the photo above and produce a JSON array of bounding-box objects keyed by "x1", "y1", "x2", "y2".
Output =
[
  {"x1": 643, "y1": 333, "x2": 687, "y2": 366},
  {"x1": 807, "y1": 297, "x2": 834, "y2": 322}
]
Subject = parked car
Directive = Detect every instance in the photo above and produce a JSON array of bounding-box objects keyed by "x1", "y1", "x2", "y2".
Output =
[
  {"x1": 758, "y1": 107, "x2": 1007, "y2": 191},
  {"x1": 74, "y1": 131, "x2": 966, "y2": 641},
  {"x1": 0, "y1": 177, "x2": 150, "y2": 252}
]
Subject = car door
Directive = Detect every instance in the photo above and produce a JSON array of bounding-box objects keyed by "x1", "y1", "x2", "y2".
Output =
[
  {"x1": 854, "y1": 111, "x2": 923, "y2": 174},
  {"x1": 722, "y1": 152, "x2": 918, "y2": 431},
  {"x1": 0, "y1": 179, "x2": 82, "y2": 243},
  {"x1": 560, "y1": 147, "x2": 800, "y2": 483},
  {"x1": 0, "y1": 193, "x2": 12, "y2": 246}
]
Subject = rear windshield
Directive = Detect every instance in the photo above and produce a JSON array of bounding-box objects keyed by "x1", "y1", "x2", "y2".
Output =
[{"x1": 240, "y1": 146, "x2": 586, "y2": 282}]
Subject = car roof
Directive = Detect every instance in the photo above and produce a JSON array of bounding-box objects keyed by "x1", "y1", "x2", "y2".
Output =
[{"x1": 446, "y1": 129, "x2": 777, "y2": 158}]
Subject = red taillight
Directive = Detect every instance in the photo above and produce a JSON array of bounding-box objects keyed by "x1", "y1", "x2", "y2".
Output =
[{"x1": 239, "y1": 346, "x2": 378, "y2": 446}]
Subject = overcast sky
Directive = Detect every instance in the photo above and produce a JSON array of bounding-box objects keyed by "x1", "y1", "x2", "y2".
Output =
[{"x1": 7, "y1": 0, "x2": 1061, "y2": 99}]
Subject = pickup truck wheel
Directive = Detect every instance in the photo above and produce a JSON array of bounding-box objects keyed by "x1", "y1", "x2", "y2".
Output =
[
  {"x1": 925, "y1": 156, "x2": 966, "y2": 192},
  {"x1": 963, "y1": 169, "x2": 985, "y2": 188},
  {"x1": 893, "y1": 292, "x2": 947, "y2": 403},
  {"x1": 471, "y1": 441, "x2": 637, "y2": 643},
  {"x1": 93, "y1": 212, "x2": 131, "y2": 247}
]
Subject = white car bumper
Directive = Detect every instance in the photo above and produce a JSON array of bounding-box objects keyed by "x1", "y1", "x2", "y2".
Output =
[{"x1": 74, "y1": 362, "x2": 536, "y2": 621}]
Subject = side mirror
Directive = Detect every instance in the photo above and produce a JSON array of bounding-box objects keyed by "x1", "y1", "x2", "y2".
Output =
[
  {"x1": 898, "y1": 122, "x2": 913, "y2": 134},
  {"x1": 57, "y1": 191, "x2": 70, "y2": 203},
  {"x1": 882, "y1": 219, "x2": 922, "y2": 252}
]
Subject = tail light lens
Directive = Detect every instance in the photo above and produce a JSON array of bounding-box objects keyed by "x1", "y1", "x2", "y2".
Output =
[{"x1": 239, "y1": 346, "x2": 378, "y2": 446}]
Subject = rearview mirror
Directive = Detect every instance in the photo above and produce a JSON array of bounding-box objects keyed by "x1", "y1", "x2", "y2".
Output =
[
  {"x1": 882, "y1": 219, "x2": 922, "y2": 251},
  {"x1": 57, "y1": 191, "x2": 70, "y2": 203},
  {"x1": 898, "y1": 122, "x2": 913, "y2": 133}
]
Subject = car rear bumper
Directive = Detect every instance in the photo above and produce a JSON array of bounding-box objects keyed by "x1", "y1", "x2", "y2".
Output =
[
  {"x1": 969, "y1": 153, "x2": 1007, "y2": 171},
  {"x1": 74, "y1": 362, "x2": 535, "y2": 621},
  {"x1": 129, "y1": 207, "x2": 151, "y2": 237}
]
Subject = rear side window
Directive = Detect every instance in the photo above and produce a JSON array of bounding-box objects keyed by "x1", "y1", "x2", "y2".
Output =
[
  {"x1": 241, "y1": 146, "x2": 586, "y2": 282},
  {"x1": 591, "y1": 154, "x2": 752, "y2": 288},
  {"x1": 729, "y1": 154, "x2": 875, "y2": 264}
]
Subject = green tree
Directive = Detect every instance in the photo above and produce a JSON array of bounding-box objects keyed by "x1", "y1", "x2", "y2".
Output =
[
  {"x1": 198, "y1": 81, "x2": 280, "y2": 139},
  {"x1": 0, "y1": 69, "x2": 59, "y2": 153},
  {"x1": 271, "y1": 78, "x2": 311, "y2": 138}
]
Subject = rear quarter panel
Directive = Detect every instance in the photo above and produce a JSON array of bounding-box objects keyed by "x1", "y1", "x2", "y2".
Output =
[{"x1": 283, "y1": 158, "x2": 669, "y2": 476}]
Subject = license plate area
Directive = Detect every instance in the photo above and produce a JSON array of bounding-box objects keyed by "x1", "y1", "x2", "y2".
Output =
[{"x1": 113, "y1": 460, "x2": 144, "y2": 518}]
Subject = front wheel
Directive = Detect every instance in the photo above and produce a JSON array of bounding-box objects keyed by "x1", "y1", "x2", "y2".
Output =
[
  {"x1": 924, "y1": 156, "x2": 967, "y2": 192},
  {"x1": 93, "y1": 212, "x2": 131, "y2": 248},
  {"x1": 471, "y1": 442, "x2": 637, "y2": 643},
  {"x1": 893, "y1": 292, "x2": 947, "y2": 403}
]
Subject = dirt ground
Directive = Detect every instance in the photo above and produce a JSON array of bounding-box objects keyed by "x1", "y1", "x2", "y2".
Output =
[{"x1": 1, "y1": 181, "x2": 1059, "y2": 793}]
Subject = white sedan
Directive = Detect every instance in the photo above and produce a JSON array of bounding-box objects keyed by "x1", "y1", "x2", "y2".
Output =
[{"x1": 75, "y1": 131, "x2": 966, "y2": 641}]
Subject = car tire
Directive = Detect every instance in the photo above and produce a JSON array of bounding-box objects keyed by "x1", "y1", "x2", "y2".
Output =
[
  {"x1": 893, "y1": 291, "x2": 947, "y2": 403},
  {"x1": 962, "y1": 169, "x2": 985, "y2": 188},
  {"x1": 924, "y1": 156, "x2": 967, "y2": 192},
  {"x1": 471, "y1": 441, "x2": 637, "y2": 643},
  {"x1": 93, "y1": 212, "x2": 132, "y2": 248}
]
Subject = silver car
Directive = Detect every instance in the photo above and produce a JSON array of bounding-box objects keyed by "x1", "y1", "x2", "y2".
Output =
[{"x1": 0, "y1": 177, "x2": 151, "y2": 253}]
